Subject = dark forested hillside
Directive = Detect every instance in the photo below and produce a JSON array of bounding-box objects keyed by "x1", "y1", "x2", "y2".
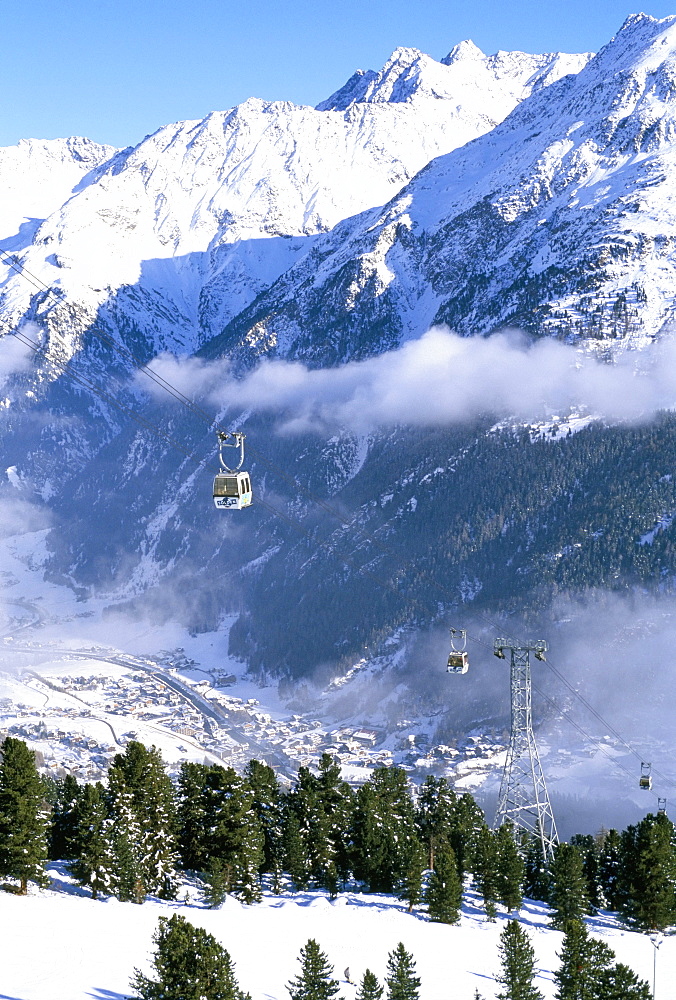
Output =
[{"x1": 228, "y1": 415, "x2": 676, "y2": 677}]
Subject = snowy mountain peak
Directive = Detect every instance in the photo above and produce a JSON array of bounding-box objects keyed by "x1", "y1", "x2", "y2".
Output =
[
  {"x1": 441, "y1": 39, "x2": 484, "y2": 65},
  {"x1": 318, "y1": 42, "x2": 592, "y2": 112}
]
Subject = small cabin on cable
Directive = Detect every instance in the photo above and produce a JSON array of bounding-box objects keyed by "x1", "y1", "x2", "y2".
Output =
[
  {"x1": 447, "y1": 651, "x2": 469, "y2": 674},
  {"x1": 213, "y1": 430, "x2": 252, "y2": 510},
  {"x1": 446, "y1": 628, "x2": 469, "y2": 674},
  {"x1": 639, "y1": 761, "x2": 652, "y2": 791},
  {"x1": 213, "y1": 472, "x2": 252, "y2": 510}
]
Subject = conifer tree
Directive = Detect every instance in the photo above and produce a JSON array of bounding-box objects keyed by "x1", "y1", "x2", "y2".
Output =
[
  {"x1": 70, "y1": 781, "x2": 113, "y2": 899},
  {"x1": 287, "y1": 938, "x2": 340, "y2": 1000},
  {"x1": 104, "y1": 766, "x2": 145, "y2": 903},
  {"x1": 597, "y1": 963, "x2": 651, "y2": 1000},
  {"x1": 50, "y1": 773, "x2": 81, "y2": 860},
  {"x1": 356, "y1": 970, "x2": 383, "y2": 1000},
  {"x1": 473, "y1": 823, "x2": 499, "y2": 919},
  {"x1": 177, "y1": 761, "x2": 211, "y2": 872},
  {"x1": 0, "y1": 736, "x2": 49, "y2": 893},
  {"x1": 202, "y1": 765, "x2": 264, "y2": 904},
  {"x1": 400, "y1": 837, "x2": 427, "y2": 912},
  {"x1": 110, "y1": 742, "x2": 180, "y2": 899},
  {"x1": 131, "y1": 913, "x2": 249, "y2": 1000},
  {"x1": 625, "y1": 813, "x2": 676, "y2": 931},
  {"x1": 352, "y1": 768, "x2": 418, "y2": 893},
  {"x1": 495, "y1": 822, "x2": 524, "y2": 912},
  {"x1": 571, "y1": 835, "x2": 602, "y2": 912},
  {"x1": 495, "y1": 920, "x2": 543, "y2": 1000},
  {"x1": 315, "y1": 753, "x2": 355, "y2": 888},
  {"x1": 553, "y1": 919, "x2": 614, "y2": 1000},
  {"x1": 385, "y1": 943, "x2": 420, "y2": 1000},
  {"x1": 523, "y1": 835, "x2": 551, "y2": 903},
  {"x1": 283, "y1": 807, "x2": 311, "y2": 891},
  {"x1": 426, "y1": 842, "x2": 462, "y2": 924},
  {"x1": 598, "y1": 829, "x2": 621, "y2": 911},
  {"x1": 245, "y1": 759, "x2": 285, "y2": 890},
  {"x1": 549, "y1": 843, "x2": 589, "y2": 930},
  {"x1": 288, "y1": 766, "x2": 323, "y2": 885},
  {"x1": 448, "y1": 792, "x2": 486, "y2": 876},
  {"x1": 415, "y1": 775, "x2": 458, "y2": 869},
  {"x1": 555, "y1": 919, "x2": 651, "y2": 999}
]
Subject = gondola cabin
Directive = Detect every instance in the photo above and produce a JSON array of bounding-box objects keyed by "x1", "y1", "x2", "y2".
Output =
[
  {"x1": 213, "y1": 472, "x2": 252, "y2": 510},
  {"x1": 639, "y1": 762, "x2": 652, "y2": 790},
  {"x1": 447, "y1": 651, "x2": 469, "y2": 674}
]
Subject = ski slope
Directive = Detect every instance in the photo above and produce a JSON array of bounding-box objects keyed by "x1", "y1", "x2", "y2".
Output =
[{"x1": 0, "y1": 868, "x2": 671, "y2": 1000}]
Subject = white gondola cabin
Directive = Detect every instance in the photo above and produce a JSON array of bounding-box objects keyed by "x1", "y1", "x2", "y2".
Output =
[
  {"x1": 639, "y1": 762, "x2": 652, "y2": 790},
  {"x1": 213, "y1": 472, "x2": 252, "y2": 509},
  {"x1": 213, "y1": 430, "x2": 252, "y2": 510},
  {"x1": 446, "y1": 628, "x2": 469, "y2": 674}
]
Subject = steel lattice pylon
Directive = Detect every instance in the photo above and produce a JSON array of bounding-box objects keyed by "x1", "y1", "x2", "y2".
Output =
[{"x1": 494, "y1": 639, "x2": 558, "y2": 860}]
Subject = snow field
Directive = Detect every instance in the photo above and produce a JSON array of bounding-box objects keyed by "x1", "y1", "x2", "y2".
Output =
[{"x1": 0, "y1": 870, "x2": 673, "y2": 1000}]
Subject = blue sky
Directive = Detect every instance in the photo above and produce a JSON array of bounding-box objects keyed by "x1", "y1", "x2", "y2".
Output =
[{"x1": 3, "y1": 1, "x2": 675, "y2": 149}]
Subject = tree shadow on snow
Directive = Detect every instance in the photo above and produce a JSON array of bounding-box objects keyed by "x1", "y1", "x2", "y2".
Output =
[{"x1": 88, "y1": 990, "x2": 128, "y2": 1000}]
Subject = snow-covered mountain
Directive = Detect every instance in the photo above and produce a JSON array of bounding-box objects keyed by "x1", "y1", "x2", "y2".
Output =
[
  {"x1": 0, "y1": 42, "x2": 588, "y2": 360},
  {"x1": 0, "y1": 137, "x2": 116, "y2": 246},
  {"x1": 212, "y1": 12, "x2": 676, "y2": 367}
]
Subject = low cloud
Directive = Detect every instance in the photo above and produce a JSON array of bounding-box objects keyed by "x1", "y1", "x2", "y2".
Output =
[
  {"x1": 0, "y1": 493, "x2": 51, "y2": 539},
  {"x1": 0, "y1": 329, "x2": 33, "y2": 389},
  {"x1": 141, "y1": 327, "x2": 676, "y2": 433}
]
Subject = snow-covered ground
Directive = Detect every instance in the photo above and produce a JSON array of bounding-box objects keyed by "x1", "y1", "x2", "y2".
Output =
[{"x1": 0, "y1": 868, "x2": 672, "y2": 1000}]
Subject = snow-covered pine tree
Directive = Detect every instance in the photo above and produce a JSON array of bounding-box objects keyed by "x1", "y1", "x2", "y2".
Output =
[
  {"x1": 447, "y1": 792, "x2": 486, "y2": 877},
  {"x1": 356, "y1": 970, "x2": 383, "y2": 1000},
  {"x1": 286, "y1": 765, "x2": 322, "y2": 888},
  {"x1": 110, "y1": 741, "x2": 180, "y2": 899},
  {"x1": 549, "y1": 842, "x2": 589, "y2": 930},
  {"x1": 131, "y1": 913, "x2": 250, "y2": 1000},
  {"x1": 571, "y1": 834, "x2": 603, "y2": 912},
  {"x1": 352, "y1": 767, "x2": 418, "y2": 893},
  {"x1": 495, "y1": 920, "x2": 543, "y2": 1000},
  {"x1": 598, "y1": 828, "x2": 621, "y2": 911},
  {"x1": 425, "y1": 842, "x2": 462, "y2": 924},
  {"x1": 385, "y1": 943, "x2": 420, "y2": 1000},
  {"x1": 104, "y1": 766, "x2": 145, "y2": 903},
  {"x1": 177, "y1": 761, "x2": 210, "y2": 872},
  {"x1": 523, "y1": 834, "x2": 551, "y2": 903},
  {"x1": 70, "y1": 781, "x2": 115, "y2": 899},
  {"x1": 0, "y1": 736, "x2": 49, "y2": 893},
  {"x1": 495, "y1": 822, "x2": 524, "y2": 913},
  {"x1": 283, "y1": 807, "x2": 311, "y2": 891},
  {"x1": 472, "y1": 823, "x2": 499, "y2": 919},
  {"x1": 202, "y1": 764, "x2": 264, "y2": 904},
  {"x1": 399, "y1": 837, "x2": 427, "y2": 913},
  {"x1": 316, "y1": 753, "x2": 355, "y2": 890},
  {"x1": 244, "y1": 758, "x2": 285, "y2": 891},
  {"x1": 415, "y1": 775, "x2": 458, "y2": 869},
  {"x1": 287, "y1": 938, "x2": 340, "y2": 1000},
  {"x1": 50, "y1": 773, "x2": 81, "y2": 860}
]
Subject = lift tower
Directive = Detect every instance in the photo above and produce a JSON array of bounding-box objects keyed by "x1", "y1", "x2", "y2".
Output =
[{"x1": 494, "y1": 638, "x2": 558, "y2": 860}]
